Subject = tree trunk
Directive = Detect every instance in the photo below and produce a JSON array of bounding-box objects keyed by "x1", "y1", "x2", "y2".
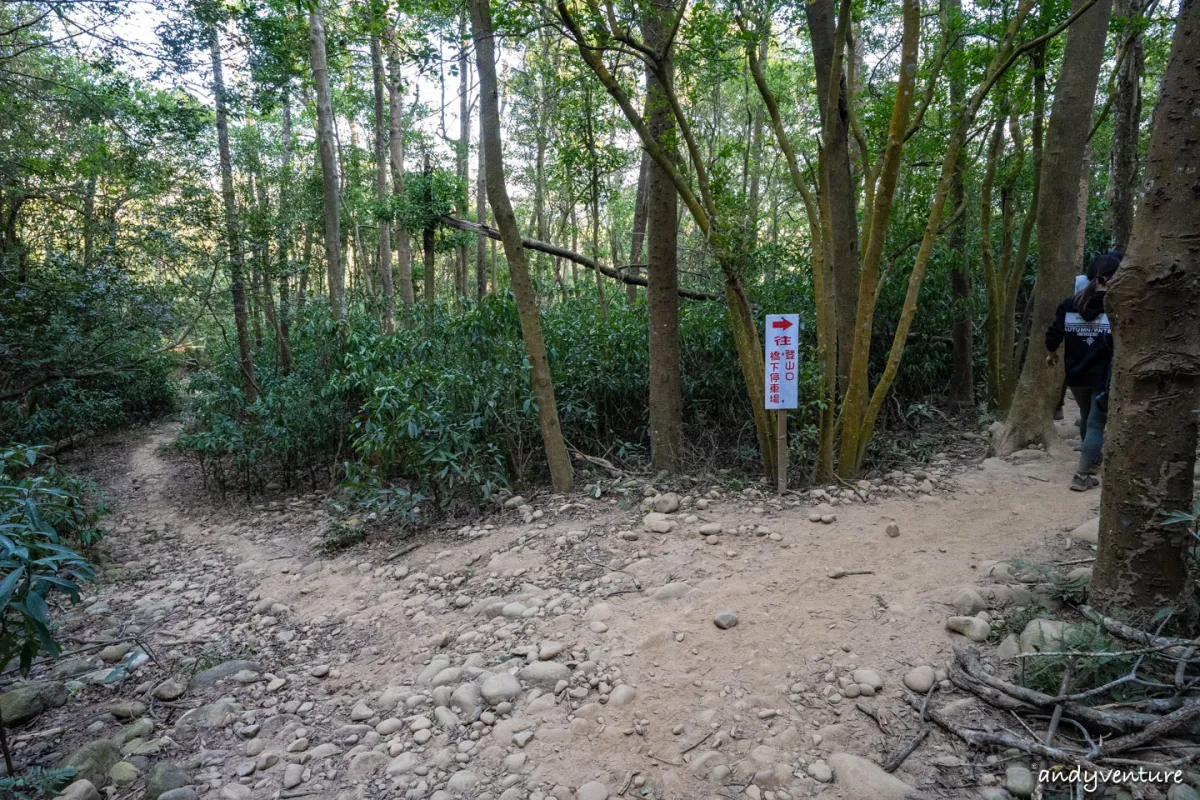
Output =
[
  {"x1": 584, "y1": 83, "x2": 608, "y2": 317},
  {"x1": 1108, "y1": 0, "x2": 1143, "y2": 253},
  {"x1": 1090, "y1": 0, "x2": 1200, "y2": 620},
  {"x1": 643, "y1": 2, "x2": 683, "y2": 472},
  {"x1": 994, "y1": 0, "x2": 1112, "y2": 455},
  {"x1": 627, "y1": 152, "x2": 650, "y2": 303},
  {"x1": 308, "y1": 4, "x2": 346, "y2": 323},
  {"x1": 82, "y1": 174, "x2": 96, "y2": 267},
  {"x1": 1075, "y1": 141, "x2": 1093, "y2": 268},
  {"x1": 557, "y1": 0, "x2": 781, "y2": 479},
  {"x1": 456, "y1": 11, "x2": 470, "y2": 299},
  {"x1": 746, "y1": 22, "x2": 769, "y2": 252},
  {"x1": 372, "y1": 34, "x2": 396, "y2": 333},
  {"x1": 469, "y1": 0, "x2": 574, "y2": 492},
  {"x1": 253, "y1": 174, "x2": 282, "y2": 356},
  {"x1": 423, "y1": 154, "x2": 436, "y2": 317},
  {"x1": 805, "y1": 0, "x2": 859, "y2": 395},
  {"x1": 209, "y1": 23, "x2": 257, "y2": 403},
  {"x1": 277, "y1": 98, "x2": 295, "y2": 372},
  {"x1": 533, "y1": 27, "x2": 551, "y2": 288},
  {"x1": 250, "y1": 255, "x2": 264, "y2": 348},
  {"x1": 946, "y1": 0, "x2": 973, "y2": 413},
  {"x1": 476, "y1": 129, "x2": 488, "y2": 299},
  {"x1": 386, "y1": 34, "x2": 414, "y2": 306},
  {"x1": 297, "y1": 225, "x2": 313, "y2": 314}
]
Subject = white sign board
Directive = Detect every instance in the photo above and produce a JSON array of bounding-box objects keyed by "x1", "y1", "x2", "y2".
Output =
[{"x1": 764, "y1": 314, "x2": 800, "y2": 410}]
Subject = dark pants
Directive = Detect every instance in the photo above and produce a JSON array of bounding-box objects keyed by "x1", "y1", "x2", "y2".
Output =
[
  {"x1": 1069, "y1": 386, "x2": 1093, "y2": 441},
  {"x1": 1069, "y1": 385, "x2": 1107, "y2": 474}
]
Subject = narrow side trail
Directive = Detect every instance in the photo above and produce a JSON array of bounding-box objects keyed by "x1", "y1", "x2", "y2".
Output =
[{"x1": 15, "y1": 416, "x2": 1100, "y2": 800}]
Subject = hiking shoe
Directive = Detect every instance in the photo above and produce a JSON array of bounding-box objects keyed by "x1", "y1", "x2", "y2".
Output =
[
  {"x1": 1070, "y1": 474, "x2": 1099, "y2": 492},
  {"x1": 1054, "y1": 407, "x2": 1064, "y2": 421}
]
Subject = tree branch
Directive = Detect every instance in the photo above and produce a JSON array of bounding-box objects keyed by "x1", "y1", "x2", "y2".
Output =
[{"x1": 439, "y1": 215, "x2": 718, "y2": 300}]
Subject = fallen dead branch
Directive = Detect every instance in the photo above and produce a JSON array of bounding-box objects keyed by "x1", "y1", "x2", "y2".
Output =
[
  {"x1": 913, "y1": 691, "x2": 1103, "y2": 771},
  {"x1": 882, "y1": 726, "x2": 928, "y2": 772},
  {"x1": 1079, "y1": 605, "x2": 1198, "y2": 658},
  {"x1": 932, "y1": 625, "x2": 1200, "y2": 783}
]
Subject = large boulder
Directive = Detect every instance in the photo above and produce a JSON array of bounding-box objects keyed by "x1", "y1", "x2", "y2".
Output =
[
  {"x1": 175, "y1": 699, "x2": 242, "y2": 732},
  {"x1": 60, "y1": 739, "x2": 121, "y2": 787},
  {"x1": 0, "y1": 681, "x2": 68, "y2": 726},
  {"x1": 1019, "y1": 619, "x2": 1067, "y2": 654},
  {"x1": 481, "y1": 673, "x2": 521, "y2": 706},
  {"x1": 57, "y1": 780, "x2": 101, "y2": 800},
  {"x1": 518, "y1": 661, "x2": 570, "y2": 690},
  {"x1": 1069, "y1": 517, "x2": 1099, "y2": 543},
  {"x1": 145, "y1": 761, "x2": 191, "y2": 799},
  {"x1": 828, "y1": 752, "x2": 915, "y2": 800}
]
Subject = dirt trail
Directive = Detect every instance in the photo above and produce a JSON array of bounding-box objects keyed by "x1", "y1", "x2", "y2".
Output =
[{"x1": 11, "y1": 416, "x2": 1101, "y2": 800}]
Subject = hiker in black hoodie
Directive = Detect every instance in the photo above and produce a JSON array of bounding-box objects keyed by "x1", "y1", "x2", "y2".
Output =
[{"x1": 1045, "y1": 251, "x2": 1122, "y2": 491}]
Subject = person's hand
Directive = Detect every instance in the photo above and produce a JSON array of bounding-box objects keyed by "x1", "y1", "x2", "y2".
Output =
[{"x1": 1046, "y1": 351, "x2": 1059, "y2": 368}]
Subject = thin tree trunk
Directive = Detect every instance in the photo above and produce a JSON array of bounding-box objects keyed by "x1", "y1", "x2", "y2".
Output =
[
  {"x1": 209, "y1": 23, "x2": 257, "y2": 402},
  {"x1": 644, "y1": 2, "x2": 683, "y2": 472},
  {"x1": 82, "y1": 174, "x2": 96, "y2": 267},
  {"x1": 386, "y1": 34, "x2": 414, "y2": 306},
  {"x1": 297, "y1": 225, "x2": 312, "y2": 315},
  {"x1": 277, "y1": 98, "x2": 295, "y2": 372},
  {"x1": 1075, "y1": 142, "x2": 1093, "y2": 268},
  {"x1": 423, "y1": 153, "x2": 436, "y2": 317},
  {"x1": 532, "y1": 26, "x2": 551, "y2": 287},
  {"x1": 456, "y1": 11, "x2": 470, "y2": 299},
  {"x1": 746, "y1": 21, "x2": 769, "y2": 252},
  {"x1": 253, "y1": 174, "x2": 282, "y2": 357},
  {"x1": 995, "y1": 0, "x2": 1113, "y2": 454},
  {"x1": 490, "y1": 234, "x2": 497, "y2": 293},
  {"x1": 1108, "y1": 0, "x2": 1143, "y2": 253},
  {"x1": 946, "y1": 0, "x2": 973, "y2": 412},
  {"x1": 805, "y1": 0, "x2": 859, "y2": 396},
  {"x1": 1090, "y1": 0, "x2": 1200, "y2": 619},
  {"x1": 309, "y1": 4, "x2": 346, "y2": 323},
  {"x1": 250, "y1": 254, "x2": 264, "y2": 348},
  {"x1": 372, "y1": 34, "x2": 396, "y2": 333},
  {"x1": 627, "y1": 152, "x2": 650, "y2": 303},
  {"x1": 584, "y1": 83, "x2": 607, "y2": 317},
  {"x1": 476, "y1": 129, "x2": 488, "y2": 298},
  {"x1": 469, "y1": 0, "x2": 573, "y2": 492},
  {"x1": 570, "y1": 203, "x2": 579, "y2": 289}
]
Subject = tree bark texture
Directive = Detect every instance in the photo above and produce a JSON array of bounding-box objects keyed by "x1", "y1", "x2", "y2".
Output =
[
  {"x1": 804, "y1": 0, "x2": 860, "y2": 395},
  {"x1": 644, "y1": 1, "x2": 683, "y2": 472},
  {"x1": 309, "y1": 5, "x2": 346, "y2": 323},
  {"x1": 371, "y1": 34, "x2": 395, "y2": 333},
  {"x1": 994, "y1": 0, "x2": 1112, "y2": 455},
  {"x1": 209, "y1": 23, "x2": 257, "y2": 403},
  {"x1": 1090, "y1": 0, "x2": 1200, "y2": 620},
  {"x1": 946, "y1": 0, "x2": 974, "y2": 412},
  {"x1": 627, "y1": 151, "x2": 650, "y2": 303},
  {"x1": 1109, "y1": 0, "x2": 1144, "y2": 252},
  {"x1": 386, "y1": 34, "x2": 414, "y2": 306},
  {"x1": 469, "y1": 0, "x2": 574, "y2": 492}
]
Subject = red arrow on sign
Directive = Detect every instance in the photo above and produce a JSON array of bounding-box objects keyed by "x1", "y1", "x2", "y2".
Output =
[{"x1": 771, "y1": 318, "x2": 794, "y2": 330}]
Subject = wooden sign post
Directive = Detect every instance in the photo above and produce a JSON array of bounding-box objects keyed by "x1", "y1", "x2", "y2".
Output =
[{"x1": 764, "y1": 314, "x2": 800, "y2": 494}]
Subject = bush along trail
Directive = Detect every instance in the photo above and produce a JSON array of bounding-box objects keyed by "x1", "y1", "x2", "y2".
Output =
[{"x1": 14, "y1": 405, "x2": 1194, "y2": 800}]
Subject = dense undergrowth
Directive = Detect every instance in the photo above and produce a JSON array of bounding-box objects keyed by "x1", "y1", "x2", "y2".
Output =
[
  {"x1": 174, "y1": 268, "x2": 976, "y2": 525},
  {"x1": 0, "y1": 259, "x2": 179, "y2": 446}
]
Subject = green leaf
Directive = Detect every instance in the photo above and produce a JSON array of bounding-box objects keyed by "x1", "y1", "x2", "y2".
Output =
[{"x1": 0, "y1": 566, "x2": 24, "y2": 607}]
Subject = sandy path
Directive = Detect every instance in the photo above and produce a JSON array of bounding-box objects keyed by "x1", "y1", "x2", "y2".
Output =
[{"x1": 26, "y1": 417, "x2": 1099, "y2": 800}]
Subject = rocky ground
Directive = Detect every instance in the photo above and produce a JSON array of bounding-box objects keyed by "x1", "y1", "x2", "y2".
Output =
[{"x1": 1, "y1": 413, "x2": 1140, "y2": 800}]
